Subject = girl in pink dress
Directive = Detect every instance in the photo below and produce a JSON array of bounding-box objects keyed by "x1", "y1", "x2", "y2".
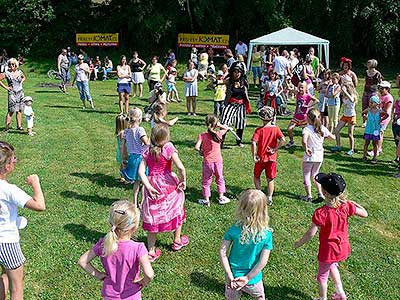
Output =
[{"x1": 138, "y1": 124, "x2": 188, "y2": 262}]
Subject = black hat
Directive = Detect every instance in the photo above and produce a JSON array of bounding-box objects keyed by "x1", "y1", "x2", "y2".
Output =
[
  {"x1": 231, "y1": 61, "x2": 244, "y2": 73},
  {"x1": 315, "y1": 173, "x2": 346, "y2": 196}
]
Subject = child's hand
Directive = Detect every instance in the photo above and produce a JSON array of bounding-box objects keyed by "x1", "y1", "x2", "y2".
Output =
[
  {"x1": 177, "y1": 181, "x2": 186, "y2": 191},
  {"x1": 253, "y1": 155, "x2": 260, "y2": 163},
  {"x1": 96, "y1": 272, "x2": 107, "y2": 281},
  {"x1": 147, "y1": 186, "x2": 160, "y2": 199},
  {"x1": 305, "y1": 147, "x2": 313, "y2": 156},
  {"x1": 267, "y1": 146, "x2": 277, "y2": 154},
  {"x1": 170, "y1": 117, "x2": 178, "y2": 126},
  {"x1": 134, "y1": 276, "x2": 151, "y2": 289},
  {"x1": 232, "y1": 276, "x2": 249, "y2": 290},
  {"x1": 26, "y1": 174, "x2": 40, "y2": 186}
]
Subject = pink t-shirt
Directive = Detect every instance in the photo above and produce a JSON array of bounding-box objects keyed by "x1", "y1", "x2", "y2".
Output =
[
  {"x1": 393, "y1": 99, "x2": 400, "y2": 122},
  {"x1": 312, "y1": 201, "x2": 356, "y2": 263},
  {"x1": 294, "y1": 93, "x2": 312, "y2": 120},
  {"x1": 199, "y1": 130, "x2": 226, "y2": 163},
  {"x1": 379, "y1": 93, "x2": 393, "y2": 126},
  {"x1": 142, "y1": 142, "x2": 176, "y2": 175},
  {"x1": 93, "y1": 238, "x2": 148, "y2": 300}
]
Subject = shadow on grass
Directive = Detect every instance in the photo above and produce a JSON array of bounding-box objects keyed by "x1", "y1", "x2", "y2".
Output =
[
  {"x1": 44, "y1": 104, "x2": 79, "y2": 109},
  {"x1": 60, "y1": 191, "x2": 120, "y2": 206},
  {"x1": 70, "y1": 172, "x2": 132, "y2": 189},
  {"x1": 190, "y1": 271, "x2": 309, "y2": 299},
  {"x1": 34, "y1": 90, "x2": 60, "y2": 94},
  {"x1": 64, "y1": 223, "x2": 104, "y2": 243},
  {"x1": 81, "y1": 109, "x2": 116, "y2": 115}
]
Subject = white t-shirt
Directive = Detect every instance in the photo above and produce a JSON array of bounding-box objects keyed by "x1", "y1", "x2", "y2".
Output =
[
  {"x1": 302, "y1": 125, "x2": 331, "y2": 162},
  {"x1": 75, "y1": 63, "x2": 89, "y2": 82},
  {"x1": 273, "y1": 56, "x2": 290, "y2": 75},
  {"x1": 235, "y1": 43, "x2": 248, "y2": 56},
  {"x1": 342, "y1": 98, "x2": 356, "y2": 117},
  {"x1": 0, "y1": 179, "x2": 31, "y2": 243}
]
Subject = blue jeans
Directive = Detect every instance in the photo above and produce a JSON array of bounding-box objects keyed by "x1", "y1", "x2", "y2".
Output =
[
  {"x1": 76, "y1": 81, "x2": 92, "y2": 101},
  {"x1": 103, "y1": 67, "x2": 112, "y2": 79}
]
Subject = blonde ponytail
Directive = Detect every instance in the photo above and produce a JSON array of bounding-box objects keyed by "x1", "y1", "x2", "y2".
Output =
[
  {"x1": 308, "y1": 109, "x2": 323, "y2": 136},
  {"x1": 102, "y1": 200, "x2": 140, "y2": 257},
  {"x1": 205, "y1": 114, "x2": 222, "y2": 143}
]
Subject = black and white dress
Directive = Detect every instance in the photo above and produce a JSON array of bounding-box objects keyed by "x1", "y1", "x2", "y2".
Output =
[
  {"x1": 5, "y1": 70, "x2": 24, "y2": 113},
  {"x1": 220, "y1": 82, "x2": 249, "y2": 130}
]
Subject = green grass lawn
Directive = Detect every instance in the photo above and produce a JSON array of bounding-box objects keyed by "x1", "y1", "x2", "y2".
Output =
[{"x1": 2, "y1": 62, "x2": 399, "y2": 300}]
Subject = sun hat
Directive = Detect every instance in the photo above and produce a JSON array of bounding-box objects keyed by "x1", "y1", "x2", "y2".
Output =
[
  {"x1": 23, "y1": 96, "x2": 33, "y2": 103},
  {"x1": 315, "y1": 173, "x2": 346, "y2": 196},
  {"x1": 378, "y1": 81, "x2": 391, "y2": 89},
  {"x1": 258, "y1": 106, "x2": 275, "y2": 121},
  {"x1": 370, "y1": 95, "x2": 380, "y2": 104},
  {"x1": 217, "y1": 70, "x2": 224, "y2": 76},
  {"x1": 78, "y1": 54, "x2": 84, "y2": 60}
]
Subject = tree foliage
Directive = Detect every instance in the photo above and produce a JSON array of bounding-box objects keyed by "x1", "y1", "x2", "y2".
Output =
[{"x1": 0, "y1": 0, "x2": 398, "y2": 61}]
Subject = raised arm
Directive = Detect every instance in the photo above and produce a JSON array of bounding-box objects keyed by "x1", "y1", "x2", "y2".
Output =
[
  {"x1": 24, "y1": 175, "x2": 45, "y2": 211},
  {"x1": 351, "y1": 201, "x2": 368, "y2": 218}
]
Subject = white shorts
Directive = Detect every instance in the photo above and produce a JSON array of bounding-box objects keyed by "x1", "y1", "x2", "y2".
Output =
[{"x1": 26, "y1": 116, "x2": 33, "y2": 129}]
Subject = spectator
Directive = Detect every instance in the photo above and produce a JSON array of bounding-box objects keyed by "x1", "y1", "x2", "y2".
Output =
[
  {"x1": 235, "y1": 40, "x2": 248, "y2": 60},
  {"x1": 165, "y1": 49, "x2": 176, "y2": 67},
  {"x1": 223, "y1": 49, "x2": 236, "y2": 69},
  {"x1": 57, "y1": 48, "x2": 69, "y2": 93},
  {"x1": 308, "y1": 47, "x2": 320, "y2": 78},
  {"x1": 273, "y1": 50, "x2": 292, "y2": 84},
  {"x1": 129, "y1": 51, "x2": 146, "y2": 98},
  {"x1": 102, "y1": 56, "x2": 113, "y2": 81},
  {"x1": 145, "y1": 56, "x2": 167, "y2": 92}
]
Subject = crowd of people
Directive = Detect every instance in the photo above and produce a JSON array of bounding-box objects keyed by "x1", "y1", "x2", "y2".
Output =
[{"x1": 0, "y1": 41, "x2": 399, "y2": 300}]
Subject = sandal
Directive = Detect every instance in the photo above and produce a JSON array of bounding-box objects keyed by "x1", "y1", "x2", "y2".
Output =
[
  {"x1": 148, "y1": 248, "x2": 161, "y2": 263},
  {"x1": 171, "y1": 235, "x2": 189, "y2": 251},
  {"x1": 17, "y1": 126, "x2": 23, "y2": 131}
]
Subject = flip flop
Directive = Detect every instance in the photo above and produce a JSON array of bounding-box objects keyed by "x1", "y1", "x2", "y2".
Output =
[
  {"x1": 148, "y1": 248, "x2": 161, "y2": 263},
  {"x1": 171, "y1": 235, "x2": 189, "y2": 251}
]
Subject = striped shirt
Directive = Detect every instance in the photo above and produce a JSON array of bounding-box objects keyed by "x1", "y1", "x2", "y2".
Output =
[{"x1": 123, "y1": 127, "x2": 148, "y2": 155}]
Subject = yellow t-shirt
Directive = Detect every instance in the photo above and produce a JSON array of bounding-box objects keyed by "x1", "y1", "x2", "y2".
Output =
[{"x1": 252, "y1": 52, "x2": 261, "y2": 67}]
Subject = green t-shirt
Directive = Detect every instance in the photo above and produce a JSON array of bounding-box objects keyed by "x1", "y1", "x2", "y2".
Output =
[
  {"x1": 224, "y1": 224, "x2": 273, "y2": 285},
  {"x1": 311, "y1": 56, "x2": 320, "y2": 75},
  {"x1": 252, "y1": 52, "x2": 262, "y2": 67}
]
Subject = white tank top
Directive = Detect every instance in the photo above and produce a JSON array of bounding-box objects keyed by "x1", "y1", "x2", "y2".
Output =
[{"x1": 118, "y1": 66, "x2": 130, "y2": 84}]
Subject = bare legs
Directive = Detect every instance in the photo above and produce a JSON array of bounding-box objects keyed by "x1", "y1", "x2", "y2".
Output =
[
  {"x1": 147, "y1": 225, "x2": 183, "y2": 255},
  {"x1": 5, "y1": 112, "x2": 22, "y2": 130},
  {"x1": 0, "y1": 265, "x2": 24, "y2": 300},
  {"x1": 186, "y1": 97, "x2": 197, "y2": 115},
  {"x1": 118, "y1": 93, "x2": 129, "y2": 114}
]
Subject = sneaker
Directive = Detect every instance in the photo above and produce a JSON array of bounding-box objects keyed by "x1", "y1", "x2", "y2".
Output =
[
  {"x1": 89, "y1": 100, "x2": 95, "y2": 109},
  {"x1": 368, "y1": 150, "x2": 381, "y2": 157},
  {"x1": 171, "y1": 235, "x2": 189, "y2": 251},
  {"x1": 218, "y1": 196, "x2": 231, "y2": 205},
  {"x1": 82, "y1": 106, "x2": 86, "y2": 110},
  {"x1": 28, "y1": 132, "x2": 35, "y2": 136},
  {"x1": 346, "y1": 149, "x2": 354, "y2": 156},
  {"x1": 331, "y1": 146, "x2": 342, "y2": 152},
  {"x1": 299, "y1": 195, "x2": 313, "y2": 203},
  {"x1": 285, "y1": 141, "x2": 295, "y2": 149},
  {"x1": 198, "y1": 199, "x2": 210, "y2": 206},
  {"x1": 394, "y1": 173, "x2": 400, "y2": 178},
  {"x1": 331, "y1": 292, "x2": 347, "y2": 300},
  {"x1": 371, "y1": 158, "x2": 378, "y2": 164},
  {"x1": 192, "y1": 113, "x2": 197, "y2": 116}
]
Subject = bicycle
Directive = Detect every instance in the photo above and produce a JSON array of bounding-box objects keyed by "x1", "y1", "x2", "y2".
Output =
[{"x1": 47, "y1": 69, "x2": 62, "y2": 80}]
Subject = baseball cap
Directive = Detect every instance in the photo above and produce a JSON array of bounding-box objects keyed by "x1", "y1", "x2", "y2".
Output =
[
  {"x1": 378, "y1": 81, "x2": 391, "y2": 89},
  {"x1": 370, "y1": 95, "x2": 380, "y2": 104},
  {"x1": 23, "y1": 96, "x2": 33, "y2": 103},
  {"x1": 315, "y1": 173, "x2": 346, "y2": 196},
  {"x1": 258, "y1": 106, "x2": 275, "y2": 121}
]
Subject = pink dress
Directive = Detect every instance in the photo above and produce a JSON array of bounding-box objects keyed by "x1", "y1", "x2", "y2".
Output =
[{"x1": 141, "y1": 142, "x2": 186, "y2": 233}]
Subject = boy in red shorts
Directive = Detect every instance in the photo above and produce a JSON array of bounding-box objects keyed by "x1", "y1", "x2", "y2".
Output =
[{"x1": 251, "y1": 106, "x2": 285, "y2": 205}]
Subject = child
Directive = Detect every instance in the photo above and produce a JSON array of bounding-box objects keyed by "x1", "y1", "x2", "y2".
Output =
[
  {"x1": 138, "y1": 124, "x2": 188, "y2": 262},
  {"x1": 286, "y1": 81, "x2": 319, "y2": 148},
  {"x1": 195, "y1": 115, "x2": 230, "y2": 206},
  {"x1": 262, "y1": 71, "x2": 283, "y2": 112},
  {"x1": 331, "y1": 83, "x2": 358, "y2": 155},
  {"x1": 251, "y1": 106, "x2": 285, "y2": 205},
  {"x1": 183, "y1": 60, "x2": 198, "y2": 116},
  {"x1": 213, "y1": 70, "x2": 226, "y2": 117},
  {"x1": 317, "y1": 69, "x2": 331, "y2": 127},
  {"x1": 362, "y1": 96, "x2": 388, "y2": 164},
  {"x1": 392, "y1": 90, "x2": 400, "y2": 163},
  {"x1": 23, "y1": 96, "x2": 35, "y2": 136},
  {"x1": 120, "y1": 108, "x2": 150, "y2": 206},
  {"x1": 166, "y1": 67, "x2": 181, "y2": 102},
  {"x1": 326, "y1": 73, "x2": 341, "y2": 132},
  {"x1": 115, "y1": 114, "x2": 128, "y2": 182},
  {"x1": 219, "y1": 189, "x2": 273, "y2": 300},
  {"x1": 78, "y1": 200, "x2": 154, "y2": 300},
  {"x1": 301, "y1": 109, "x2": 335, "y2": 202},
  {"x1": 0, "y1": 141, "x2": 45, "y2": 300},
  {"x1": 295, "y1": 172, "x2": 368, "y2": 300},
  {"x1": 151, "y1": 103, "x2": 178, "y2": 128}
]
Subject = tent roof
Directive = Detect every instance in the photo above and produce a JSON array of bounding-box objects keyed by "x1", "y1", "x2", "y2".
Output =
[{"x1": 250, "y1": 27, "x2": 329, "y2": 45}]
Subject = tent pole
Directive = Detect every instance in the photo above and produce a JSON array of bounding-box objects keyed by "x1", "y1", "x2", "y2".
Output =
[{"x1": 246, "y1": 43, "x2": 254, "y2": 74}]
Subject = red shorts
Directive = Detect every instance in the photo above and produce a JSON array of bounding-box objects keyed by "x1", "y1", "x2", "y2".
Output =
[{"x1": 254, "y1": 161, "x2": 277, "y2": 180}]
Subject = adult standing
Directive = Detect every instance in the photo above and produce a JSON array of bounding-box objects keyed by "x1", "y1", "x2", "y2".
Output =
[
  {"x1": 57, "y1": 48, "x2": 69, "y2": 93},
  {"x1": 361, "y1": 59, "x2": 382, "y2": 115},
  {"x1": 102, "y1": 56, "x2": 113, "y2": 81},
  {"x1": 289, "y1": 50, "x2": 299, "y2": 71},
  {"x1": 339, "y1": 57, "x2": 358, "y2": 88},
  {"x1": 376, "y1": 81, "x2": 393, "y2": 155},
  {"x1": 93, "y1": 56, "x2": 102, "y2": 81},
  {"x1": 235, "y1": 40, "x2": 248, "y2": 61},
  {"x1": 146, "y1": 56, "x2": 167, "y2": 92},
  {"x1": 72, "y1": 54, "x2": 94, "y2": 110},
  {"x1": 128, "y1": 51, "x2": 146, "y2": 98},
  {"x1": 198, "y1": 49, "x2": 209, "y2": 81},
  {"x1": 117, "y1": 55, "x2": 132, "y2": 114},
  {"x1": 273, "y1": 50, "x2": 292, "y2": 84},
  {"x1": 0, "y1": 58, "x2": 26, "y2": 131},
  {"x1": 220, "y1": 61, "x2": 251, "y2": 148},
  {"x1": 251, "y1": 46, "x2": 262, "y2": 87},
  {"x1": 303, "y1": 55, "x2": 315, "y2": 95},
  {"x1": 308, "y1": 47, "x2": 320, "y2": 79},
  {"x1": 183, "y1": 60, "x2": 198, "y2": 116}
]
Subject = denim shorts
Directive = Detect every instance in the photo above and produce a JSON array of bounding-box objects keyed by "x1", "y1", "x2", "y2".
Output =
[{"x1": 117, "y1": 83, "x2": 131, "y2": 94}]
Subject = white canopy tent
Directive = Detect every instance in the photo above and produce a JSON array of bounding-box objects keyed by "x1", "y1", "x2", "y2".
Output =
[{"x1": 246, "y1": 27, "x2": 330, "y2": 72}]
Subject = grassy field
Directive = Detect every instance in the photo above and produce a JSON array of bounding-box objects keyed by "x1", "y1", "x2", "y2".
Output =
[{"x1": 2, "y1": 62, "x2": 399, "y2": 300}]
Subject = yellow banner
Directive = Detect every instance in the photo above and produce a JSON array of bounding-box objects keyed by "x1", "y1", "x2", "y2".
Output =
[
  {"x1": 178, "y1": 33, "x2": 229, "y2": 48},
  {"x1": 76, "y1": 33, "x2": 119, "y2": 47}
]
